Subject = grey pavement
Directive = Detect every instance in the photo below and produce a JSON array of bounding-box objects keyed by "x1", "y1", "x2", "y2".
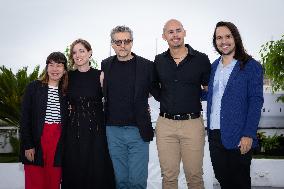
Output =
[{"x1": 213, "y1": 184, "x2": 284, "y2": 189}]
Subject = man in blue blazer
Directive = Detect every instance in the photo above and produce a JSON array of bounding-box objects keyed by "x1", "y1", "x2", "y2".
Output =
[{"x1": 207, "y1": 21, "x2": 263, "y2": 189}]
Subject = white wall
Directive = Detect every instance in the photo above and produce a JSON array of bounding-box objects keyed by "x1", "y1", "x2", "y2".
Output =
[
  {"x1": 1, "y1": 139, "x2": 284, "y2": 188},
  {"x1": 251, "y1": 159, "x2": 284, "y2": 187},
  {"x1": 262, "y1": 93, "x2": 284, "y2": 117}
]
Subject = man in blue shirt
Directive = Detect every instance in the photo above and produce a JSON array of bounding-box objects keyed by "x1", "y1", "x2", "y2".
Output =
[{"x1": 207, "y1": 21, "x2": 263, "y2": 189}]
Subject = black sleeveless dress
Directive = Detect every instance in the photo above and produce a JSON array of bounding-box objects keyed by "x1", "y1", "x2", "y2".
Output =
[{"x1": 61, "y1": 68, "x2": 115, "y2": 189}]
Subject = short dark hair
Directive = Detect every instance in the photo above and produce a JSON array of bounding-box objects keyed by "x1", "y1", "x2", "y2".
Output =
[
  {"x1": 213, "y1": 21, "x2": 251, "y2": 69},
  {"x1": 110, "y1": 25, "x2": 133, "y2": 42},
  {"x1": 46, "y1": 51, "x2": 67, "y2": 69},
  {"x1": 40, "y1": 51, "x2": 68, "y2": 95}
]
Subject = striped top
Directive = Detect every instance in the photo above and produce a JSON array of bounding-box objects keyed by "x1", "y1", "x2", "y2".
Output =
[{"x1": 45, "y1": 85, "x2": 61, "y2": 124}]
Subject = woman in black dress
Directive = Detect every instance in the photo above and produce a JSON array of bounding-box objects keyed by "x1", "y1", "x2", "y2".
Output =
[{"x1": 61, "y1": 39, "x2": 115, "y2": 189}]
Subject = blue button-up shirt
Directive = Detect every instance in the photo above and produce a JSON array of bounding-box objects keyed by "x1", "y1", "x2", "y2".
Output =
[{"x1": 210, "y1": 58, "x2": 237, "y2": 130}]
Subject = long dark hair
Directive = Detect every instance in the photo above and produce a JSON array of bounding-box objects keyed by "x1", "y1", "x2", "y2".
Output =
[
  {"x1": 213, "y1": 21, "x2": 251, "y2": 69},
  {"x1": 40, "y1": 52, "x2": 68, "y2": 95}
]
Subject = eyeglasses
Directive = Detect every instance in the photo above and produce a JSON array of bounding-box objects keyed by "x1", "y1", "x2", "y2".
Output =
[{"x1": 112, "y1": 39, "x2": 133, "y2": 46}]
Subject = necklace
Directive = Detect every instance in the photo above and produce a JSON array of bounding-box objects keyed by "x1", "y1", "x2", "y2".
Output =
[
  {"x1": 171, "y1": 48, "x2": 188, "y2": 60},
  {"x1": 173, "y1": 56, "x2": 184, "y2": 60}
]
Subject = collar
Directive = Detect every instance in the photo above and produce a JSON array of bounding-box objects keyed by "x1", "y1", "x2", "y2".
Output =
[
  {"x1": 219, "y1": 57, "x2": 237, "y2": 68},
  {"x1": 163, "y1": 44, "x2": 197, "y2": 58},
  {"x1": 110, "y1": 52, "x2": 137, "y2": 61}
]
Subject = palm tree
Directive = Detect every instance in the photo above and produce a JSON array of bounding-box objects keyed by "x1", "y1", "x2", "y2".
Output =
[{"x1": 0, "y1": 65, "x2": 40, "y2": 127}]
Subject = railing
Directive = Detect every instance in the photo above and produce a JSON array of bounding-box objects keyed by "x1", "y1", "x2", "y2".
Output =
[{"x1": 1, "y1": 124, "x2": 283, "y2": 152}]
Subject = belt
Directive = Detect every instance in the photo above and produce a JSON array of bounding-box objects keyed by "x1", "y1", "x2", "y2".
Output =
[{"x1": 159, "y1": 112, "x2": 200, "y2": 120}]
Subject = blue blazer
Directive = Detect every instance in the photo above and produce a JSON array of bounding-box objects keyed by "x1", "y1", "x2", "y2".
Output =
[{"x1": 207, "y1": 57, "x2": 264, "y2": 149}]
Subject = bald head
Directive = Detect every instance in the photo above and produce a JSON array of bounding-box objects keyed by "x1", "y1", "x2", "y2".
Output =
[{"x1": 163, "y1": 19, "x2": 184, "y2": 34}]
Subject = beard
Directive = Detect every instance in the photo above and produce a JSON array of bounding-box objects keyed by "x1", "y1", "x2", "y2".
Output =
[
  {"x1": 169, "y1": 38, "x2": 184, "y2": 49},
  {"x1": 172, "y1": 43, "x2": 183, "y2": 48},
  {"x1": 118, "y1": 50, "x2": 130, "y2": 58},
  {"x1": 220, "y1": 46, "x2": 236, "y2": 56}
]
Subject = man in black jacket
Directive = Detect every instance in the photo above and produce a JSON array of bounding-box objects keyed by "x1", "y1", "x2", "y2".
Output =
[{"x1": 101, "y1": 25, "x2": 157, "y2": 189}]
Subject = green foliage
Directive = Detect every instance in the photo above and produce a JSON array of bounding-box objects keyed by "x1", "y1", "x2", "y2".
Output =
[
  {"x1": 257, "y1": 132, "x2": 283, "y2": 154},
  {"x1": 257, "y1": 132, "x2": 266, "y2": 144},
  {"x1": 261, "y1": 135, "x2": 280, "y2": 152},
  {"x1": 260, "y1": 35, "x2": 284, "y2": 102},
  {"x1": 0, "y1": 66, "x2": 40, "y2": 126},
  {"x1": 64, "y1": 46, "x2": 98, "y2": 70},
  {"x1": 0, "y1": 153, "x2": 19, "y2": 163},
  {"x1": 9, "y1": 136, "x2": 20, "y2": 155},
  {"x1": 64, "y1": 45, "x2": 73, "y2": 70}
]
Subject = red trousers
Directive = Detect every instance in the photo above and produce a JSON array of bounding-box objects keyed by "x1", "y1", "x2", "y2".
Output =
[{"x1": 24, "y1": 123, "x2": 62, "y2": 189}]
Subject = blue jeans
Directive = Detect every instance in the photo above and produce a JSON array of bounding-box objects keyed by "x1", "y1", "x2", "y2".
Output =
[{"x1": 106, "y1": 126, "x2": 149, "y2": 189}]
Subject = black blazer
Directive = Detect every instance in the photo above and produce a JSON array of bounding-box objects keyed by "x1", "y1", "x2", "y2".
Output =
[
  {"x1": 101, "y1": 53, "x2": 158, "y2": 142},
  {"x1": 20, "y1": 80, "x2": 67, "y2": 166}
]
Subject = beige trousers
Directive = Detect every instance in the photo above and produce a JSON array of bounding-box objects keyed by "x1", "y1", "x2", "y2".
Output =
[{"x1": 156, "y1": 116, "x2": 205, "y2": 189}]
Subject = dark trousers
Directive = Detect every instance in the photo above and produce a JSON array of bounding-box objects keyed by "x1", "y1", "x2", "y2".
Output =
[{"x1": 208, "y1": 130, "x2": 252, "y2": 189}]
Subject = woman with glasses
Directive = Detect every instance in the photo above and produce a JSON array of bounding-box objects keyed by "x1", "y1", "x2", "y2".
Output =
[{"x1": 61, "y1": 39, "x2": 115, "y2": 189}]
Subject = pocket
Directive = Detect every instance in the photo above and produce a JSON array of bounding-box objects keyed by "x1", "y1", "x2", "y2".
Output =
[
  {"x1": 155, "y1": 116, "x2": 162, "y2": 132},
  {"x1": 196, "y1": 117, "x2": 205, "y2": 138},
  {"x1": 199, "y1": 117, "x2": 204, "y2": 127}
]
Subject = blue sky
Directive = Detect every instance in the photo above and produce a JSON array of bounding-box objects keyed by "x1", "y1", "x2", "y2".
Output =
[{"x1": 1, "y1": 0, "x2": 283, "y2": 72}]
